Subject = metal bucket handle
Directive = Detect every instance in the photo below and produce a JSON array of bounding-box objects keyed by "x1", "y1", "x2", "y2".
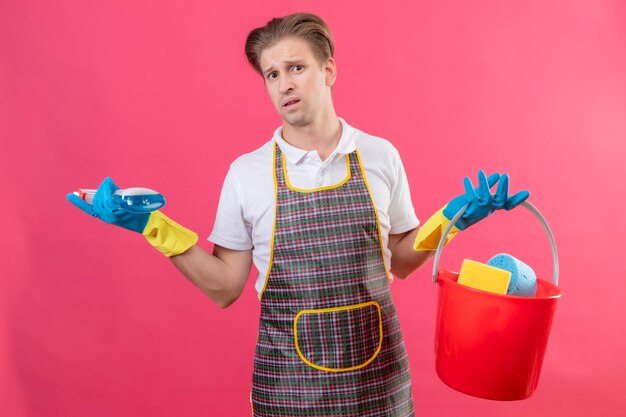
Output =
[{"x1": 432, "y1": 201, "x2": 559, "y2": 285}]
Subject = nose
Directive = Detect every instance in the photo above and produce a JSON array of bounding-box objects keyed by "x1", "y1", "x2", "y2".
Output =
[{"x1": 278, "y1": 73, "x2": 295, "y2": 95}]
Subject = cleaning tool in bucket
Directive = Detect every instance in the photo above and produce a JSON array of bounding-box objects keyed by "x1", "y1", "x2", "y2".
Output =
[
  {"x1": 487, "y1": 254, "x2": 537, "y2": 297},
  {"x1": 457, "y1": 259, "x2": 511, "y2": 295},
  {"x1": 432, "y1": 200, "x2": 562, "y2": 400}
]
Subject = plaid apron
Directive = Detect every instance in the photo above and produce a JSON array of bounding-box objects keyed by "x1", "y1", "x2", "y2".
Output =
[{"x1": 251, "y1": 142, "x2": 414, "y2": 416}]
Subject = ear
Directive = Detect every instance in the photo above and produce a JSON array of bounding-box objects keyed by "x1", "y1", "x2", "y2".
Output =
[{"x1": 324, "y1": 57, "x2": 337, "y2": 87}]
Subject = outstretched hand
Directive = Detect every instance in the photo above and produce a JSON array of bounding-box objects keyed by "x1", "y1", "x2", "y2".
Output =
[{"x1": 66, "y1": 177, "x2": 150, "y2": 233}]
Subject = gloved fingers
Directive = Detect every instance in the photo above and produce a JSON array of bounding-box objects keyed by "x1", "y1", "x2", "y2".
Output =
[
  {"x1": 100, "y1": 177, "x2": 115, "y2": 203},
  {"x1": 461, "y1": 176, "x2": 480, "y2": 217},
  {"x1": 486, "y1": 171, "x2": 500, "y2": 189},
  {"x1": 93, "y1": 178, "x2": 109, "y2": 206},
  {"x1": 504, "y1": 190, "x2": 530, "y2": 210},
  {"x1": 463, "y1": 176, "x2": 479, "y2": 201},
  {"x1": 96, "y1": 177, "x2": 123, "y2": 208},
  {"x1": 66, "y1": 193, "x2": 96, "y2": 216},
  {"x1": 463, "y1": 177, "x2": 483, "y2": 219},
  {"x1": 93, "y1": 177, "x2": 122, "y2": 223},
  {"x1": 476, "y1": 170, "x2": 492, "y2": 205},
  {"x1": 108, "y1": 177, "x2": 121, "y2": 193},
  {"x1": 493, "y1": 173, "x2": 509, "y2": 208}
]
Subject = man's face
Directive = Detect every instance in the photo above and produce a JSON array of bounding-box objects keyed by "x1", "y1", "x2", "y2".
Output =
[{"x1": 259, "y1": 37, "x2": 335, "y2": 127}]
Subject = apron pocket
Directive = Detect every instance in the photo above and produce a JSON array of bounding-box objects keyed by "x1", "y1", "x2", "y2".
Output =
[{"x1": 294, "y1": 301, "x2": 383, "y2": 372}]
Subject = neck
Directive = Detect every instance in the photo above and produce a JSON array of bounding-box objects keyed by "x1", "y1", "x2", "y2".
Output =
[{"x1": 281, "y1": 105, "x2": 341, "y2": 161}]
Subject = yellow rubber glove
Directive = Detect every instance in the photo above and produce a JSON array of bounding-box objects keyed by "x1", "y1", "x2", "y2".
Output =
[
  {"x1": 142, "y1": 211, "x2": 199, "y2": 257},
  {"x1": 413, "y1": 208, "x2": 460, "y2": 251}
]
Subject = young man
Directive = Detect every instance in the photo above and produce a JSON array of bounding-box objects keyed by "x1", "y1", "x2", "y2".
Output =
[{"x1": 68, "y1": 12, "x2": 528, "y2": 417}]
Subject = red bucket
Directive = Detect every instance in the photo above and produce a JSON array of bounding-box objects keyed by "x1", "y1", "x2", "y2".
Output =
[{"x1": 431, "y1": 201, "x2": 562, "y2": 400}]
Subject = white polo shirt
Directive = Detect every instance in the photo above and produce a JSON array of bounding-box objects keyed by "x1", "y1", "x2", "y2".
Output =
[{"x1": 208, "y1": 117, "x2": 420, "y2": 298}]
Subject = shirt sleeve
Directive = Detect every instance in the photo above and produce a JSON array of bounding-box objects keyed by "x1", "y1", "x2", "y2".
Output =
[
  {"x1": 388, "y1": 147, "x2": 420, "y2": 234},
  {"x1": 207, "y1": 167, "x2": 254, "y2": 250}
]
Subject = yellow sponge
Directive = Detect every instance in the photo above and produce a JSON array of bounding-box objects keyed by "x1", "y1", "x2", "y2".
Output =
[{"x1": 457, "y1": 259, "x2": 511, "y2": 294}]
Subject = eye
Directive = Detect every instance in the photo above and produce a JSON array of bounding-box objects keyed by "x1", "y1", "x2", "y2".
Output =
[
  {"x1": 267, "y1": 72, "x2": 277, "y2": 80},
  {"x1": 292, "y1": 65, "x2": 303, "y2": 72}
]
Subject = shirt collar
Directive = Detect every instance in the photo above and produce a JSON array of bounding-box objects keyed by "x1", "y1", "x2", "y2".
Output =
[{"x1": 273, "y1": 117, "x2": 356, "y2": 165}]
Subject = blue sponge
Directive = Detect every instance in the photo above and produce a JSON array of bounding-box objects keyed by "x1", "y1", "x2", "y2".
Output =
[{"x1": 486, "y1": 254, "x2": 537, "y2": 297}]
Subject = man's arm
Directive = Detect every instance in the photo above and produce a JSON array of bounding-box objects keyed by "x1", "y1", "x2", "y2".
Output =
[
  {"x1": 388, "y1": 227, "x2": 434, "y2": 279},
  {"x1": 66, "y1": 176, "x2": 254, "y2": 307},
  {"x1": 170, "y1": 245, "x2": 253, "y2": 308},
  {"x1": 389, "y1": 171, "x2": 531, "y2": 279}
]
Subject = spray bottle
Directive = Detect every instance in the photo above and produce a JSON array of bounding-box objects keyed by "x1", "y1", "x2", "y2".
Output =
[{"x1": 73, "y1": 187, "x2": 166, "y2": 213}]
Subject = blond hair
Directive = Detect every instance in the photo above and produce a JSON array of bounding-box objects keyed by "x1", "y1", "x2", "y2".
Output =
[{"x1": 244, "y1": 12, "x2": 335, "y2": 77}]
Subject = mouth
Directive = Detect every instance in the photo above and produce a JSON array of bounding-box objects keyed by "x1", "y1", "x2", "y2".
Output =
[{"x1": 282, "y1": 99, "x2": 301, "y2": 108}]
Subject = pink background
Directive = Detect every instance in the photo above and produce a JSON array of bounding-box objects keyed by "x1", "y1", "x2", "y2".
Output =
[{"x1": 2, "y1": 0, "x2": 625, "y2": 416}]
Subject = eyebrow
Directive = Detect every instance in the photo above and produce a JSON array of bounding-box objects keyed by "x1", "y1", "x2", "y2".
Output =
[{"x1": 262, "y1": 59, "x2": 304, "y2": 76}]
